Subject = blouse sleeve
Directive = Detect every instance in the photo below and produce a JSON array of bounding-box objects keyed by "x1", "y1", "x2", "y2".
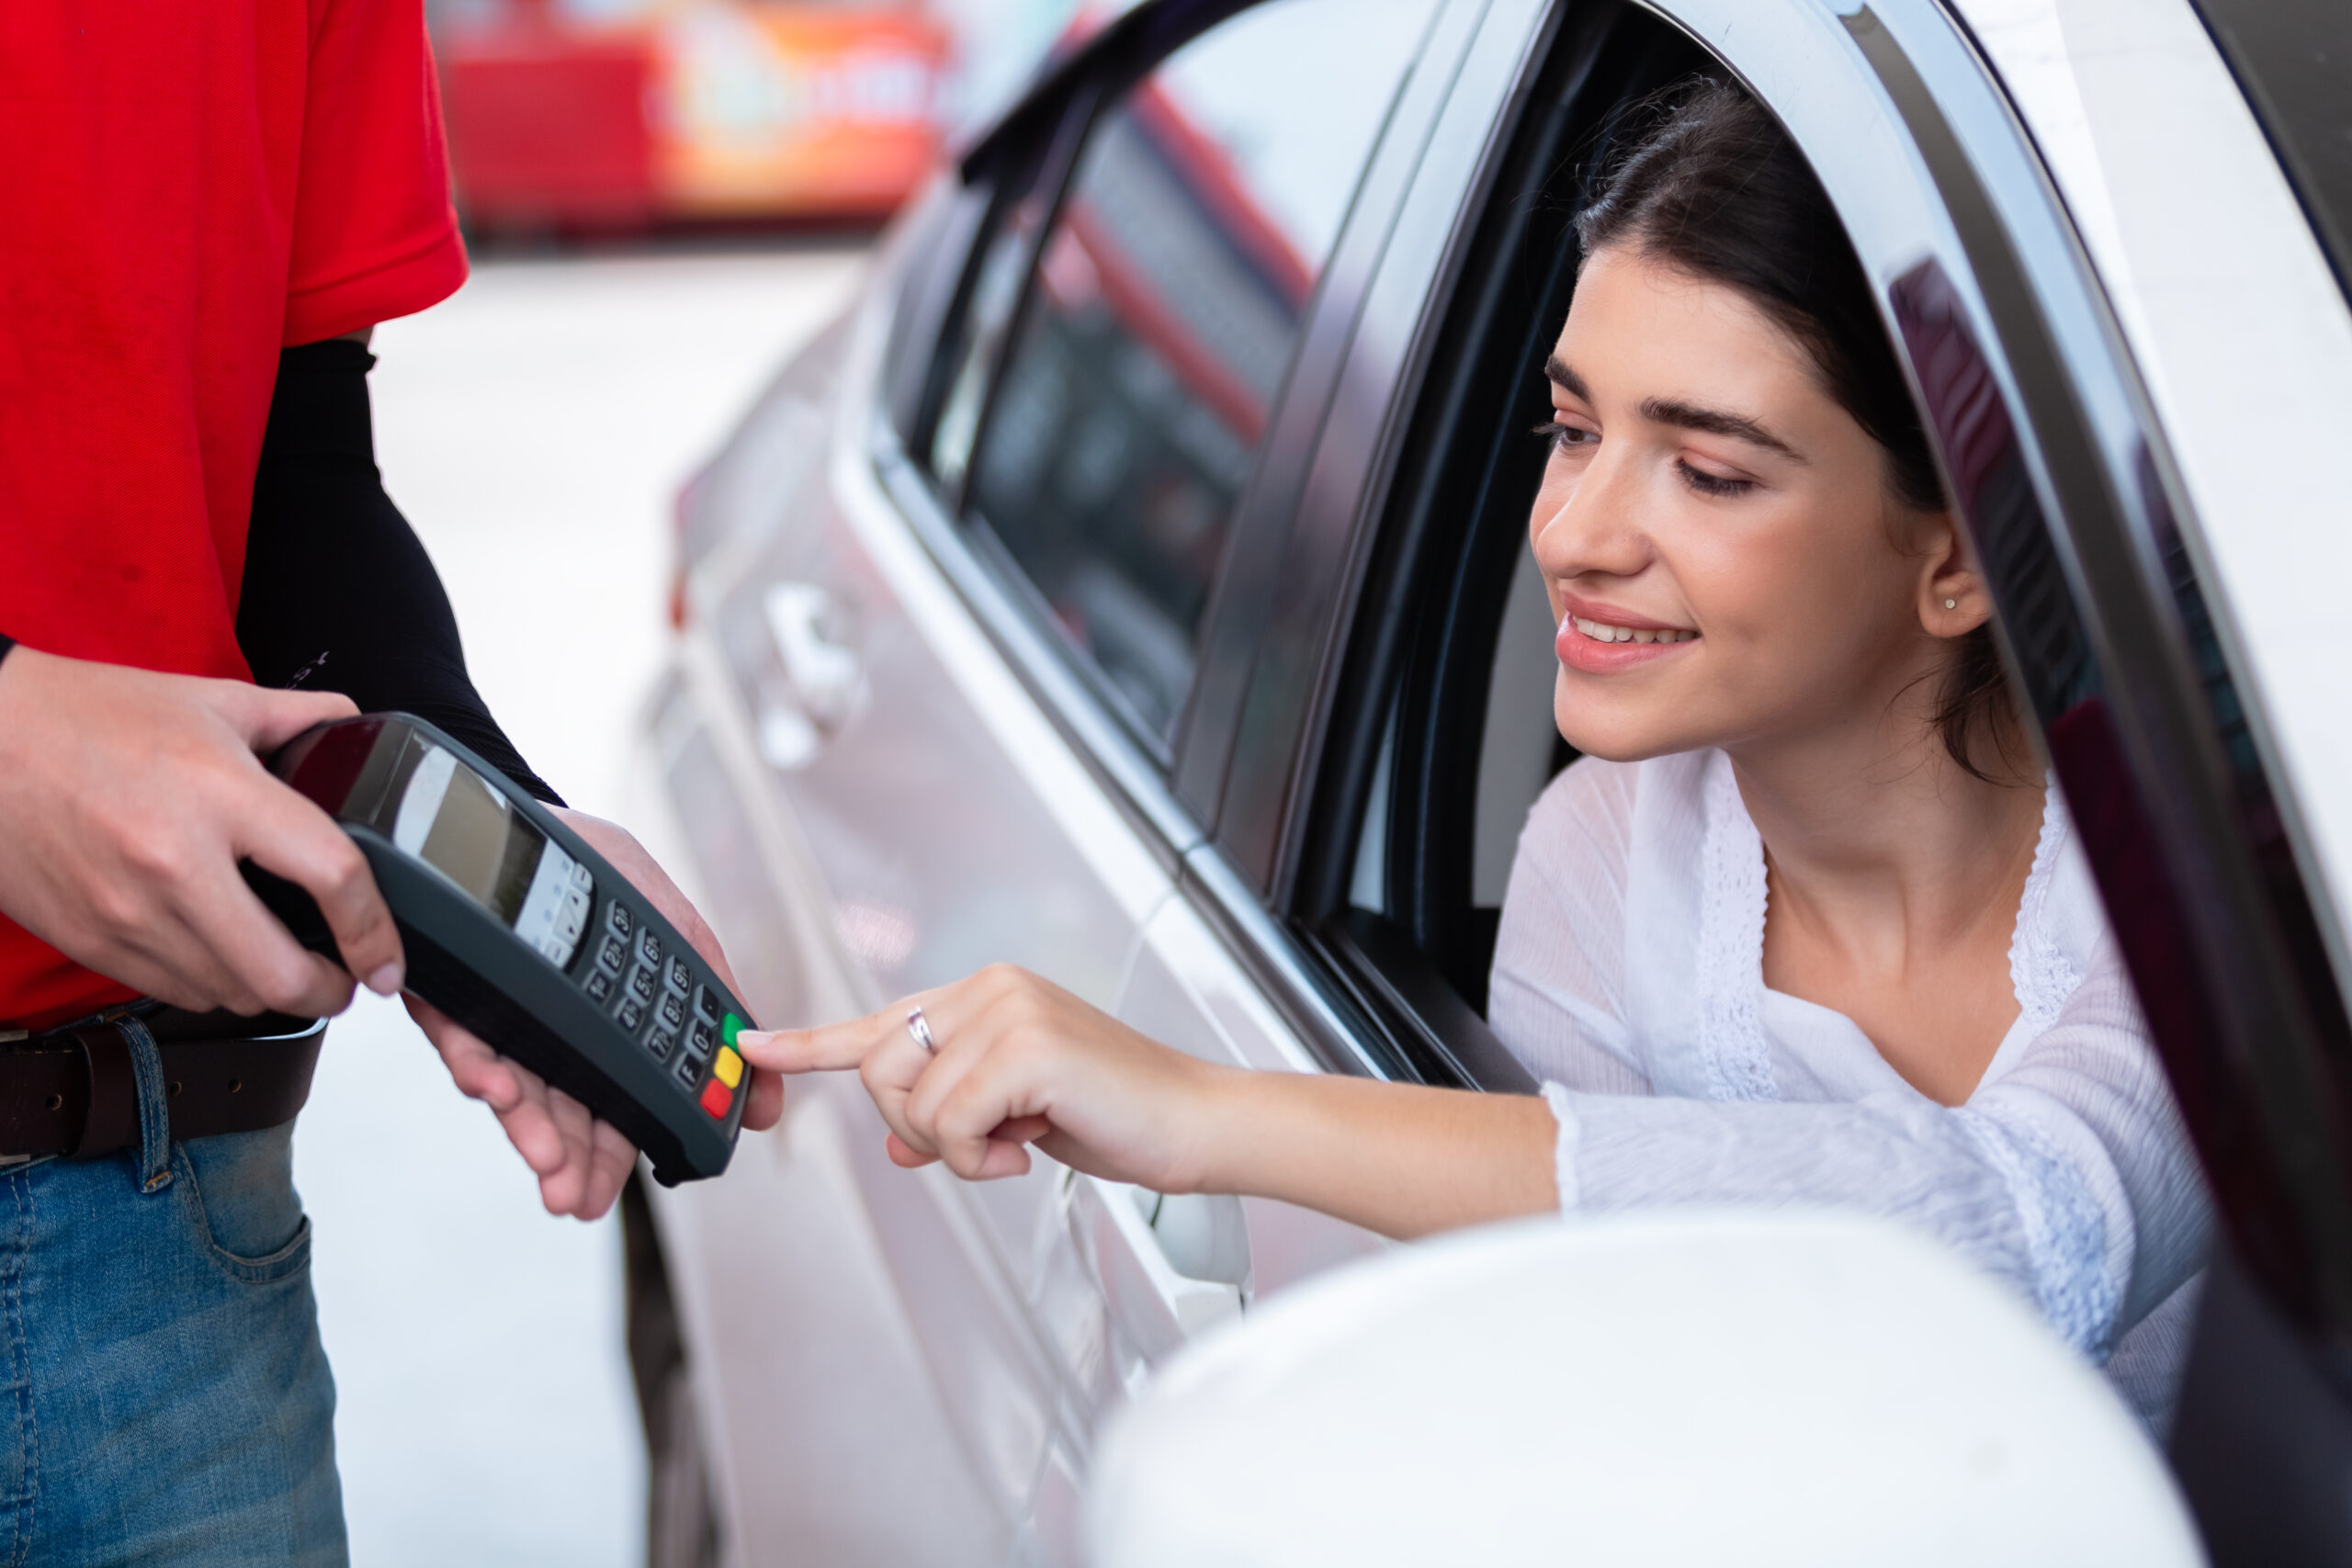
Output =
[
  {"x1": 1544, "y1": 942, "x2": 2211, "y2": 1359},
  {"x1": 1489, "y1": 759, "x2": 1653, "y2": 1095}
]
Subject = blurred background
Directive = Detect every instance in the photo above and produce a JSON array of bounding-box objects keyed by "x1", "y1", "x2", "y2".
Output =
[
  {"x1": 289, "y1": 5, "x2": 1093, "y2": 1562},
  {"x1": 428, "y1": 0, "x2": 1105, "y2": 240}
]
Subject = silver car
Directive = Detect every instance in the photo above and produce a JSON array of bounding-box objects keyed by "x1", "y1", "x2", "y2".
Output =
[{"x1": 622, "y1": 0, "x2": 2352, "y2": 1562}]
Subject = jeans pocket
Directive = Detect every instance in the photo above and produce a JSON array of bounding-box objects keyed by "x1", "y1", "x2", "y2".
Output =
[{"x1": 175, "y1": 1127, "x2": 314, "y2": 1285}]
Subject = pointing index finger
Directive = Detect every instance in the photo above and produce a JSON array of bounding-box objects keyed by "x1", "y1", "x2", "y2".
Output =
[{"x1": 736, "y1": 1006, "x2": 908, "y2": 1074}]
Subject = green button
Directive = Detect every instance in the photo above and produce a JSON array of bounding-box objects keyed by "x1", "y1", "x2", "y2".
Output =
[{"x1": 721, "y1": 1012, "x2": 744, "y2": 1048}]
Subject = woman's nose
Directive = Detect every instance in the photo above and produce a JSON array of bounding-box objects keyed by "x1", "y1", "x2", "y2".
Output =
[{"x1": 1531, "y1": 446, "x2": 1648, "y2": 582}]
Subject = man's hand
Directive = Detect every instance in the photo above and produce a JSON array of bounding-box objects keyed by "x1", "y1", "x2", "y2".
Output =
[
  {"x1": 409, "y1": 806, "x2": 784, "y2": 1220},
  {"x1": 0, "y1": 648, "x2": 404, "y2": 1017}
]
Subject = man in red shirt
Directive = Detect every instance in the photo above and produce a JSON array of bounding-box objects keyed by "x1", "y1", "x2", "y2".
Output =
[{"x1": 0, "y1": 3, "x2": 777, "y2": 1557}]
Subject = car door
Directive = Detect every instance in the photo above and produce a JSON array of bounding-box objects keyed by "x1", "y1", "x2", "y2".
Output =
[{"x1": 639, "y1": 2, "x2": 1466, "y2": 1562}]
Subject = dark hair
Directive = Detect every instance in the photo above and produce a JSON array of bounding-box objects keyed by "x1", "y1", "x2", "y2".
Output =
[{"x1": 1575, "y1": 79, "x2": 2017, "y2": 781}]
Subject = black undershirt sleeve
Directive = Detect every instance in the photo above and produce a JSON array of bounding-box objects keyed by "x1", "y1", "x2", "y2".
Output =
[{"x1": 238, "y1": 339, "x2": 563, "y2": 806}]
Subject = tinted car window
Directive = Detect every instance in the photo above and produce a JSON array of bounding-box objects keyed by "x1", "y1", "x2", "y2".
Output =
[{"x1": 965, "y1": 0, "x2": 1440, "y2": 745}]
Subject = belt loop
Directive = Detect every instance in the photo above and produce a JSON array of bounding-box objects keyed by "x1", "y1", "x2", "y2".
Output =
[{"x1": 113, "y1": 1017, "x2": 173, "y2": 1194}]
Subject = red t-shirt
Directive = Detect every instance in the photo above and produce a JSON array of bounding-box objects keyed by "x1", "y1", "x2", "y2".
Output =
[{"x1": 0, "y1": 0, "x2": 469, "y2": 1027}]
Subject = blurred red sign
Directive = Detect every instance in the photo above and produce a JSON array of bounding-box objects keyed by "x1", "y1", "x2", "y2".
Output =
[{"x1": 439, "y1": 1, "x2": 947, "y2": 230}]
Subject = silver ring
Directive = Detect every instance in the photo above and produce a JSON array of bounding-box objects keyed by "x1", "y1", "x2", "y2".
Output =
[{"x1": 906, "y1": 1006, "x2": 937, "y2": 1055}]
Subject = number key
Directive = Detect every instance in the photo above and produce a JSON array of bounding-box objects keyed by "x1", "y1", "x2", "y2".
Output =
[
  {"x1": 628, "y1": 964, "x2": 657, "y2": 1005},
  {"x1": 636, "y1": 927, "x2": 662, "y2": 970}
]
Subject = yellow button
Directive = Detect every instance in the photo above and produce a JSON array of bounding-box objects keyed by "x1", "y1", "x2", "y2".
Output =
[{"x1": 712, "y1": 1045, "x2": 742, "y2": 1089}]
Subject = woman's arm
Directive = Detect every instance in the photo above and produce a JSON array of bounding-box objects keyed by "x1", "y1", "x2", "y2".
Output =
[{"x1": 736, "y1": 964, "x2": 1560, "y2": 1240}]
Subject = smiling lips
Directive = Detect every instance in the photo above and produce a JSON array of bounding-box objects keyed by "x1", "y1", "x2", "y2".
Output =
[{"x1": 1555, "y1": 607, "x2": 1700, "y2": 674}]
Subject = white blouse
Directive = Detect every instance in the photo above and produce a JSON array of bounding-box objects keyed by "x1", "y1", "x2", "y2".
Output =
[{"x1": 1489, "y1": 750, "x2": 2212, "y2": 1431}]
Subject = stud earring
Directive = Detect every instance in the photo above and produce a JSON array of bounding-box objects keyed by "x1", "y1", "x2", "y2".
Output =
[{"x1": 1943, "y1": 598, "x2": 1958, "y2": 610}]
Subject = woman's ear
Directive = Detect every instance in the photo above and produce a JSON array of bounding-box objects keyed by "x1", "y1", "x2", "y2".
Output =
[{"x1": 1914, "y1": 509, "x2": 1992, "y2": 638}]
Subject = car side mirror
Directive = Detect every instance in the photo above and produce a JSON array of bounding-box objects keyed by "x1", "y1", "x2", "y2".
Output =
[{"x1": 1086, "y1": 1213, "x2": 2204, "y2": 1567}]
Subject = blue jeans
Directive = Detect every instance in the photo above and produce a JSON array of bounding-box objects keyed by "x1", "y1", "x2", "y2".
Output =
[{"x1": 0, "y1": 1019, "x2": 345, "y2": 1565}]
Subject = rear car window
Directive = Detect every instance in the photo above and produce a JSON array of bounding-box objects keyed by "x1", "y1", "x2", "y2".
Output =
[{"x1": 961, "y1": 0, "x2": 1440, "y2": 746}]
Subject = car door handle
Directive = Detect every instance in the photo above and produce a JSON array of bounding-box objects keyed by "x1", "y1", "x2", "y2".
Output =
[
  {"x1": 757, "y1": 582, "x2": 865, "y2": 769},
  {"x1": 764, "y1": 582, "x2": 865, "y2": 725},
  {"x1": 1061, "y1": 1170, "x2": 1250, "y2": 1368}
]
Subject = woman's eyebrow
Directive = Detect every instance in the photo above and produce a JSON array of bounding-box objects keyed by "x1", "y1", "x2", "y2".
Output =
[
  {"x1": 1543, "y1": 355, "x2": 1590, "y2": 401},
  {"x1": 1641, "y1": 397, "x2": 1805, "y2": 462}
]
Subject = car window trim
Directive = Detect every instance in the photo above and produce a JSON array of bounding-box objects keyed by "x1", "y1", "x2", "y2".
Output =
[
  {"x1": 921, "y1": 78, "x2": 1102, "y2": 520},
  {"x1": 1205, "y1": 0, "x2": 1559, "y2": 897},
  {"x1": 1168, "y1": 0, "x2": 1493, "y2": 828}
]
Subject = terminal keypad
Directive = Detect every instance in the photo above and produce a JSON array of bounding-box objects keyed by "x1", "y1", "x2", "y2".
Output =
[{"x1": 573, "y1": 894, "x2": 741, "y2": 1117}]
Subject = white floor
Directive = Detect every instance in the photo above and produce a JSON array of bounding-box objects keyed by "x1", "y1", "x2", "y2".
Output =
[{"x1": 290, "y1": 242, "x2": 868, "y2": 1566}]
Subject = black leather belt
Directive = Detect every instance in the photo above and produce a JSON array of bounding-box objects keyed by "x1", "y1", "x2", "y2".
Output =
[{"x1": 0, "y1": 1006, "x2": 324, "y2": 1160}]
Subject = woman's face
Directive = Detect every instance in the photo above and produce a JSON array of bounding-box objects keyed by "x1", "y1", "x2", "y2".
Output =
[{"x1": 1530, "y1": 244, "x2": 1964, "y2": 763}]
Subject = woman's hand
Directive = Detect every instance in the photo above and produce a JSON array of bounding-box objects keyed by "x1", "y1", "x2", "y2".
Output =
[{"x1": 736, "y1": 964, "x2": 1232, "y2": 1193}]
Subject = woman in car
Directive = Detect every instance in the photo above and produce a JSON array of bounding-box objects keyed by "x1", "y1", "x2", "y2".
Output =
[{"x1": 739, "y1": 79, "x2": 2210, "y2": 1426}]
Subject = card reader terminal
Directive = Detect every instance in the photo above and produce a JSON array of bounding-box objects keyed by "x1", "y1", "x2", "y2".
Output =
[{"x1": 244, "y1": 714, "x2": 754, "y2": 1184}]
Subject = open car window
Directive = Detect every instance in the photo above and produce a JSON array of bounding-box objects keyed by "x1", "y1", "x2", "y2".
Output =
[{"x1": 1283, "y1": 8, "x2": 1714, "y2": 1089}]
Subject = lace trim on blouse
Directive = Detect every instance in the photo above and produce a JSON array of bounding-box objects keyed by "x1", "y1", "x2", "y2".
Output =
[
  {"x1": 1956, "y1": 1109, "x2": 2122, "y2": 1354},
  {"x1": 2008, "y1": 777, "x2": 2083, "y2": 1042},
  {"x1": 1696, "y1": 755, "x2": 1775, "y2": 1102}
]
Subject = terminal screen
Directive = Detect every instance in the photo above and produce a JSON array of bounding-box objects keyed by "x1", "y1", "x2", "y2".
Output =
[{"x1": 389, "y1": 742, "x2": 546, "y2": 928}]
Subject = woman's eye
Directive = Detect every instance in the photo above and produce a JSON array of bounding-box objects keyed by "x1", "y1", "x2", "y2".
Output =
[
  {"x1": 1676, "y1": 457, "x2": 1755, "y2": 498},
  {"x1": 1532, "y1": 419, "x2": 1598, "y2": 456}
]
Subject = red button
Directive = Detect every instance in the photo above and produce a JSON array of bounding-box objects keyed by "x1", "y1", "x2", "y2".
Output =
[{"x1": 699, "y1": 1077, "x2": 733, "y2": 1119}]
